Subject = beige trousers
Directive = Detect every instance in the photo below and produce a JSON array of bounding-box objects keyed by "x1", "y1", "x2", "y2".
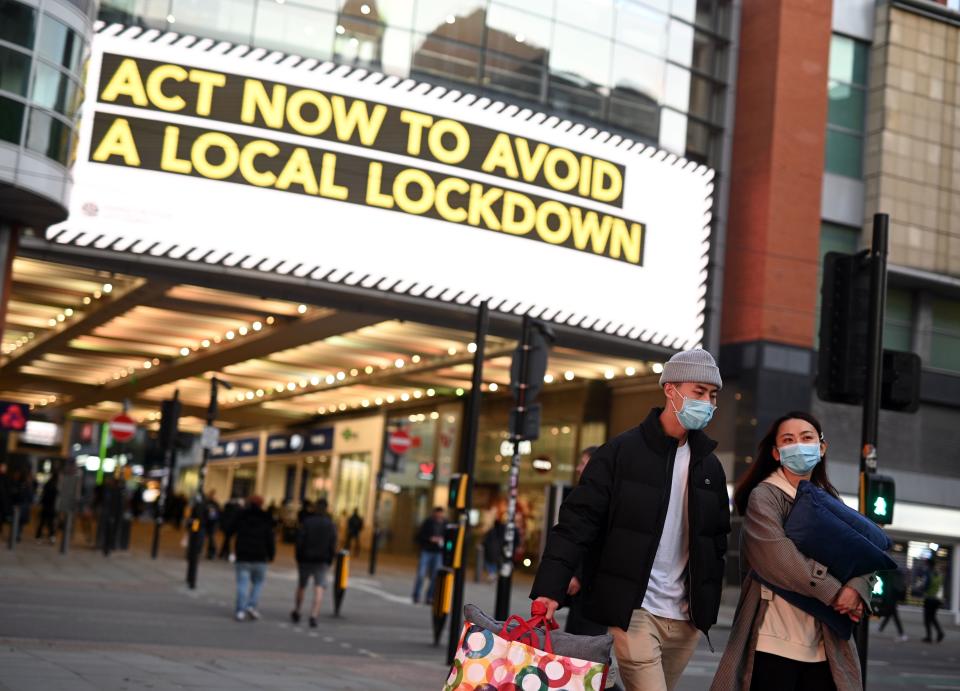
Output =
[{"x1": 610, "y1": 608, "x2": 700, "y2": 691}]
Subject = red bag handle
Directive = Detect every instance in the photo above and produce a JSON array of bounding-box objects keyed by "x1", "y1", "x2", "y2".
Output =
[{"x1": 499, "y1": 602, "x2": 557, "y2": 654}]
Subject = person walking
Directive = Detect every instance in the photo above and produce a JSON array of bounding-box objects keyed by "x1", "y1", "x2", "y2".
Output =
[
  {"x1": 412, "y1": 507, "x2": 446, "y2": 604},
  {"x1": 34, "y1": 473, "x2": 59, "y2": 543},
  {"x1": 877, "y1": 567, "x2": 908, "y2": 642},
  {"x1": 233, "y1": 495, "x2": 275, "y2": 622},
  {"x1": 921, "y1": 559, "x2": 946, "y2": 643},
  {"x1": 711, "y1": 412, "x2": 874, "y2": 691},
  {"x1": 218, "y1": 498, "x2": 242, "y2": 560},
  {"x1": 0, "y1": 463, "x2": 12, "y2": 540},
  {"x1": 291, "y1": 499, "x2": 337, "y2": 628},
  {"x1": 202, "y1": 490, "x2": 221, "y2": 560},
  {"x1": 532, "y1": 348, "x2": 730, "y2": 691},
  {"x1": 346, "y1": 508, "x2": 363, "y2": 555},
  {"x1": 11, "y1": 471, "x2": 34, "y2": 543},
  {"x1": 482, "y1": 513, "x2": 506, "y2": 583}
]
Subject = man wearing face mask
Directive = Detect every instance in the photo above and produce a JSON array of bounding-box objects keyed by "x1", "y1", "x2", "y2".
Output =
[{"x1": 532, "y1": 349, "x2": 730, "y2": 691}]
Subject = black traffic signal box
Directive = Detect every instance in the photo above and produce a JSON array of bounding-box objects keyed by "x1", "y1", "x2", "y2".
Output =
[{"x1": 441, "y1": 522, "x2": 464, "y2": 569}]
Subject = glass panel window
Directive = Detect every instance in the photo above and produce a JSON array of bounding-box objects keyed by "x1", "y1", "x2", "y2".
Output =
[
  {"x1": 884, "y1": 288, "x2": 914, "y2": 352},
  {"x1": 930, "y1": 298, "x2": 960, "y2": 372},
  {"x1": 825, "y1": 128, "x2": 863, "y2": 178},
  {"x1": 829, "y1": 34, "x2": 869, "y2": 86},
  {"x1": 828, "y1": 80, "x2": 866, "y2": 131},
  {"x1": 37, "y1": 14, "x2": 83, "y2": 72},
  {"x1": 484, "y1": 51, "x2": 546, "y2": 102},
  {"x1": 685, "y1": 118, "x2": 712, "y2": 164},
  {"x1": 99, "y1": 0, "x2": 173, "y2": 30},
  {"x1": 413, "y1": 0, "x2": 486, "y2": 47},
  {"x1": 254, "y1": 3, "x2": 335, "y2": 60},
  {"x1": 0, "y1": 0, "x2": 37, "y2": 50},
  {"x1": 334, "y1": 16, "x2": 387, "y2": 69},
  {"x1": 555, "y1": 0, "x2": 613, "y2": 37},
  {"x1": 659, "y1": 108, "x2": 687, "y2": 155},
  {"x1": 25, "y1": 108, "x2": 72, "y2": 164},
  {"x1": 0, "y1": 94, "x2": 25, "y2": 145},
  {"x1": 169, "y1": 0, "x2": 255, "y2": 45},
  {"x1": 380, "y1": 27, "x2": 413, "y2": 78},
  {"x1": 338, "y1": 0, "x2": 414, "y2": 28},
  {"x1": 615, "y1": 3, "x2": 668, "y2": 57},
  {"x1": 33, "y1": 63, "x2": 79, "y2": 117},
  {"x1": 0, "y1": 45, "x2": 31, "y2": 97},
  {"x1": 663, "y1": 64, "x2": 691, "y2": 112},
  {"x1": 667, "y1": 19, "x2": 695, "y2": 67},
  {"x1": 550, "y1": 25, "x2": 611, "y2": 89},
  {"x1": 412, "y1": 33, "x2": 481, "y2": 86},
  {"x1": 486, "y1": 4, "x2": 552, "y2": 58}
]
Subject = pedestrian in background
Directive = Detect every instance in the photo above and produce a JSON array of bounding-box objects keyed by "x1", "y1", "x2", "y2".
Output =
[
  {"x1": 218, "y1": 497, "x2": 242, "y2": 560},
  {"x1": 0, "y1": 462, "x2": 11, "y2": 540},
  {"x1": 35, "y1": 473, "x2": 59, "y2": 543},
  {"x1": 920, "y1": 559, "x2": 946, "y2": 643},
  {"x1": 346, "y1": 508, "x2": 363, "y2": 555},
  {"x1": 412, "y1": 507, "x2": 445, "y2": 604},
  {"x1": 233, "y1": 495, "x2": 275, "y2": 622},
  {"x1": 11, "y1": 470, "x2": 34, "y2": 543},
  {"x1": 877, "y1": 567, "x2": 908, "y2": 642},
  {"x1": 482, "y1": 513, "x2": 505, "y2": 583},
  {"x1": 203, "y1": 489, "x2": 221, "y2": 559},
  {"x1": 291, "y1": 499, "x2": 337, "y2": 628},
  {"x1": 712, "y1": 412, "x2": 872, "y2": 691},
  {"x1": 532, "y1": 349, "x2": 729, "y2": 691}
]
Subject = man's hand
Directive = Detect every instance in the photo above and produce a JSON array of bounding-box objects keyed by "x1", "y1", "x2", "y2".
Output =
[
  {"x1": 534, "y1": 597, "x2": 559, "y2": 622},
  {"x1": 567, "y1": 576, "x2": 581, "y2": 596}
]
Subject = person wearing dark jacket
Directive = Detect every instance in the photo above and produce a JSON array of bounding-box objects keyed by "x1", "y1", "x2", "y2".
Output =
[
  {"x1": 532, "y1": 348, "x2": 730, "y2": 691},
  {"x1": 412, "y1": 507, "x2": 446, "y2": 604},
  {"x1": 346, "y1": 508, "x2": 363, "y2": 555},
  {"x1": 35, "y1": 473, "x2": 59, "y2": 542},
  {"x1": 202, "y1": 490, "x2": 221, "y2": 559},
  {"x1": 0, "y1": 463, "x2": 12, "y2": 539},
  {"x1": 218, "y1": 498, "x2": 242, "y2": 559},
  {"x1": 290, "y1": 499, "x2": 338, "y2": 627},
  {"x1": 233, "y1": 495, "x2": 275, "y2": 622}
]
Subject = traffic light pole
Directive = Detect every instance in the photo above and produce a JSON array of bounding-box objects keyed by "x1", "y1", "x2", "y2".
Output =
[
  {"x1": 186, "y1": 377, "x2": 230, "y2": 589},
  {"x1": 856, "y1": 213, "x2": 888, "y2": 685},
  {"x1": 446, "y1": 300, "x2": 488, "y2": 664},
  {"x1": 495, "y1": 315, "x2": 532, "y2": 622}
]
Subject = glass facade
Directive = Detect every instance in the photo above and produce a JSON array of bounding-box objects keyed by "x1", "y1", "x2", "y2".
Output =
[
  {"x1": 930, "y1": 297, "x2": 960, "y2": 372},
  {"x1": 0, "y1": 0, "x2": 87, "y2": 164},
  {"x1": 826, "y1": 33, "x2": 869, "y2": 178},
  {"x1": 97, "y1": 0, "x2": 733, "y2": 165}
]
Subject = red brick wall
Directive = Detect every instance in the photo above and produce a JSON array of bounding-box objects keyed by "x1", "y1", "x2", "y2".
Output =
[{"x1": 721, "y1": 0, "x2": 833, "y2": 348}]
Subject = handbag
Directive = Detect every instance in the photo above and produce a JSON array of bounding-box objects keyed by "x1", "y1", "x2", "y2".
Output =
[{"x1": 444, "y1": 602, "x2": 611, "y2": 690}]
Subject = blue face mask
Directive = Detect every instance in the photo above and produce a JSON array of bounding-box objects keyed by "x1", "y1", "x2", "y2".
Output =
[
  {"x1": 778, "y1": 443, "x2": 822, "y2": 475},
  {"x1": 671, "y1": 392, "x2": 716, "y2": 431}
]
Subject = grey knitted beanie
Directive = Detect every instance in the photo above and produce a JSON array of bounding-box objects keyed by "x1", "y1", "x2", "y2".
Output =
[{"x1": 659, "y1": 348, "x2": 722, "y2": 389}]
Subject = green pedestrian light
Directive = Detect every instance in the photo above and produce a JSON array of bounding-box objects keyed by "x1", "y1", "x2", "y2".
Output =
[
  {"x1": 872, "y1": 576, "x2": 884, "y2": 597},
  {"x1": 864, "y1": 474, "x2": 895, "y2": 525},
  {"x1": 873, "y1": 496, "x2": 887, "y2": 518}
]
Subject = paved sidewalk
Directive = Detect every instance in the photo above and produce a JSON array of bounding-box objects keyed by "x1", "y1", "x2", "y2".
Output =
[{"x1": 1, "y1": 522, "x2": 959, "y2": 690}]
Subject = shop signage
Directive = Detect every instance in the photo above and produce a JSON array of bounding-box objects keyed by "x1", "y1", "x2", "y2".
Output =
[
  {"x1": 210, "y1": 436, "x2": 259, "y2": 459},
  {"x1": 266, "y1": 427, "x2": 333, "y2": 455},
  {"x1": 49, "y1": 27, "x2": 714, "y2": 349},
  {"x1": 0, "y1": 401, "x2": 28, "y2": 432}
]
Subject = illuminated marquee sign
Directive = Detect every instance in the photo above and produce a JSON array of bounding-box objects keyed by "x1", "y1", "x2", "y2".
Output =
[{"x1": 50, "y1": 26, "x2": 715, "y2": 348}]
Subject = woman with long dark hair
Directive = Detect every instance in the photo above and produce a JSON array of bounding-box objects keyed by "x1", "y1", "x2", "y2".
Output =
[{"x1": 711, "y1": 412, "x2": 872, "y2": 691}]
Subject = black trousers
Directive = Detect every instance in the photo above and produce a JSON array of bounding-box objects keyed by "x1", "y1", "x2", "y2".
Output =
[
  {"x1": 750, "y1": 651, "x2": 836, "y2": 691},
  {"x1": 879, "y1": 605, "x2": 903, "y2": 635},
  {"x1": 924, "y1": 598, "x2": 944, "y2": 640},
  {"x1": 35, "y1": 511, "x2": 56, "y2": 539}
]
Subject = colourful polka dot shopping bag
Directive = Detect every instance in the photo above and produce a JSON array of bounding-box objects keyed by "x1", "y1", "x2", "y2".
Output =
[{"x1": 443, "y1": 602, "x2": 610, "y2": 690}]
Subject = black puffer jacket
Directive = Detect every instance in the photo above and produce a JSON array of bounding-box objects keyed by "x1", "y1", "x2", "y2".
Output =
[
  {"x1": 531, "y1": 408, "x2": 730, "y2": 634},
  {"x1": 234, "y1": 506, "x2": 276, "y2": 563},
  {"x1": 296, "y1": 513, "x2": 337, "y2": 564}
]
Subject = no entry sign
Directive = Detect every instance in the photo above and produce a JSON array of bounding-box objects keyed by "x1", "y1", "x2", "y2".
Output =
[
  {"x1": 388, "y1": 429, "x2": 412, "y2": 456},
  {"x1": 110, "y1": 413, "x2": 137, "y2": 442}
]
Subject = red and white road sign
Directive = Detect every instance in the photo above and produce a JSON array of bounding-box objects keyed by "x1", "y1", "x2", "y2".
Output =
[
  {"x1": 110, "y1": 413, "x2": 137, "y2": 442},
  {"x1": 388, "y1": 429, "x2": 412, "y2": 456}
]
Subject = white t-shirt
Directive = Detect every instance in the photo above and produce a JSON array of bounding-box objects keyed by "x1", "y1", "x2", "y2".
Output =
[{"x1": 641, "y1": 441, "x2": 691, "y2": 620}]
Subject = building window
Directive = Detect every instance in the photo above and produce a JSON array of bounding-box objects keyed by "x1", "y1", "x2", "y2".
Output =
[
  {"x1": 0, "y1": 94, "x2": 25, "y2": 145},
  {"x1": 930, "y1": 297, "x2": 960, "y2": 372},
  {"x1": 884, "y1": 288, "x2": 913, "y2": 352},
  {"x1": 825, "y1": 34, "x2": 868, "y2": 178},
  {"x1": 0, "y1": 45, "x2": 31, "y2": 97},
  {"x1": 0, "y1": 0, "x2": 37, "y2": 50}
]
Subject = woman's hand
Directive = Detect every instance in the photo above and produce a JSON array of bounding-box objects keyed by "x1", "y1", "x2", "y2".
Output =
[
  {"x1": 832, "y1": 585, "x2": 864, "y2": 621},
  {"x1": 567, "y1": 576, "x2": 581, "y2": 596},
  {"x1": 534, "y1": 596, "x2": 559, "y2": 621}
]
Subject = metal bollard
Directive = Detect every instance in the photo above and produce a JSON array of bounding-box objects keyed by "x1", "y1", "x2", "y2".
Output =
[
  {"x1": 7, "y1": 505, "x2": 20, "y2": 551},
  {"x1": 60, "y1": 512, "x2": 74, "y2": 555},
  {"x1": 432, "y1": 566, "x2": 455, "y2": 646},
  {"x1": 333, "y1": 549, "x2": 350, "y2": 617}
]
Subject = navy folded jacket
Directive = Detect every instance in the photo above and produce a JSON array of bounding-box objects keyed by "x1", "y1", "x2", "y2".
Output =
[{"x1": 754, "y1": 480, "x2": 897, "y2": 639}]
